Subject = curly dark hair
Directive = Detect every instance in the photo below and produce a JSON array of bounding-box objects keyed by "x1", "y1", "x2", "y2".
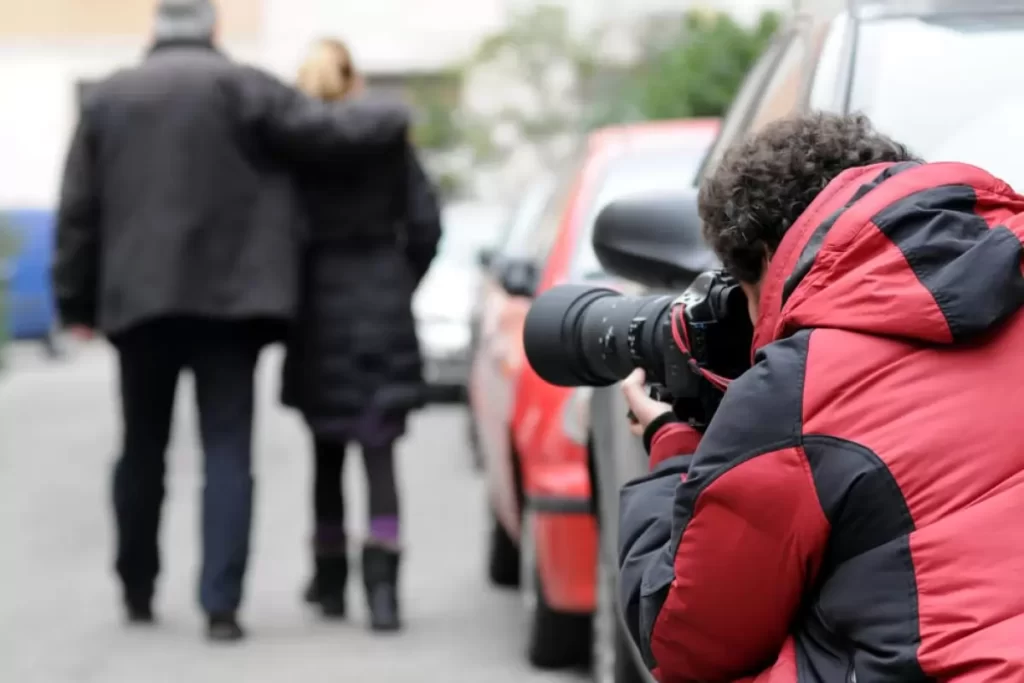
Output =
[{"x1": 698, "y1": 112, "x2": 921, "y2": 283}]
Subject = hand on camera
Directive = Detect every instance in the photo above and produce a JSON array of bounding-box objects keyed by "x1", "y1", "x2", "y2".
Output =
[{"x1": 622, "y1": 369, "x2": 673, "y2": 437}]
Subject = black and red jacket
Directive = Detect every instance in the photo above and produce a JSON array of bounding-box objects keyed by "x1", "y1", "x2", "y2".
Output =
[{"x1": 618, "y1": 161, "x2": 1024, "y2": 682}]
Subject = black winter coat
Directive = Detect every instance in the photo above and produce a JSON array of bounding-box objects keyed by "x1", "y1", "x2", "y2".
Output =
[
  {"x1": 52, "y1": 40, "x2": 408, "y2": 336},
  {"x1": 281, "y1": 142, "x2": 442, "y2": 436}
]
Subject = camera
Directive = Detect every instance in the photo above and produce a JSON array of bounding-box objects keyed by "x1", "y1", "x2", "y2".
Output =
[{"x1": 522, "y1": 269, "x2": 753, "y2": 430}]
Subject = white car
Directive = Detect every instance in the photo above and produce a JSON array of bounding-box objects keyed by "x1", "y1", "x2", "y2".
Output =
[{"x1": 414, "y1": 201, "x2": 508, "y2": 400}]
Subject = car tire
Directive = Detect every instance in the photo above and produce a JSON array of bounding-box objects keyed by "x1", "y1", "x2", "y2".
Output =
[
  {"x1": 487, "y1": 507, "x2": 520, "y2": 587},
  {"x1": 521, "y1": 506, "x2": 591, "y2": 670}
]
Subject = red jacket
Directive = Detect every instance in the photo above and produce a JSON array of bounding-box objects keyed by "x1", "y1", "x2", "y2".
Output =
[{"x1": 618, "y1": 161, "x2": 1024, "y2": 683}]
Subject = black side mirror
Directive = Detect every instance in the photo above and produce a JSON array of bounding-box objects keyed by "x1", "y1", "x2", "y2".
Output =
[
  {"x1": 593, "y1": 190, "x2": 719, "y2": 290},
  {"x1": 477, "y1": 247, "x2": 496, "y2": 269},
  {"x1": 498, "y1": 258, "x2": 539, "y2": 298}
]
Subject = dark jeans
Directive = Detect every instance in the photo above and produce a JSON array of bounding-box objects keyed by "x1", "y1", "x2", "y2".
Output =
[{"x1": 111, "y1": 317, "x2": 267, "y2": 615}]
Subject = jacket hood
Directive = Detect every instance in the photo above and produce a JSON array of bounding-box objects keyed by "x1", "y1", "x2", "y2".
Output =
[{"x1": 753, "y1": 161, "x2": 1024, "y2": 353}]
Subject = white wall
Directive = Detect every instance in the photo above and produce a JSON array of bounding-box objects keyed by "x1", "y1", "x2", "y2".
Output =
[{"x1": 0, "y1": 38, "x2": 260, "y2": 209}]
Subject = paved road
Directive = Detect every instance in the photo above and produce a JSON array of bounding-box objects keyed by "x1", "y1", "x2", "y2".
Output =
[{"x1": 0, "y1": 342, "x2": 586, "y2": 683}]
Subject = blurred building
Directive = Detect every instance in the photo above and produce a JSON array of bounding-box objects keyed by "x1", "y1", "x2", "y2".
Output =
[{"x1": 0, "y1": 0, "x2": 788, "y2": 210}]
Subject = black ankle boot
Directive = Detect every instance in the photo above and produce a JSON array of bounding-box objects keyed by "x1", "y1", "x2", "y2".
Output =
[
  {"x1": 362, "y1": 545, "x2": 401, "y2": 632},
  {"x1": 317, "y1": 555, "x2": 348, "y2": 618},
  {"x1": 304, "y1": 554, "x2": 348, "y2": 618}
]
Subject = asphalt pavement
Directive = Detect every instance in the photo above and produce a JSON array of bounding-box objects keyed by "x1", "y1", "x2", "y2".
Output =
[{"x1": 0, "y1": 341, "x2": 586, "y2": 683}]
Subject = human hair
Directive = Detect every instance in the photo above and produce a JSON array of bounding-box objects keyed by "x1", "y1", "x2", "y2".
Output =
[
  {"x1": 297, "y1": 38, "x2": 358, "y2": 102},
  {"x1": 697, "y1": 112, "x2": 921, "y2": 284}
]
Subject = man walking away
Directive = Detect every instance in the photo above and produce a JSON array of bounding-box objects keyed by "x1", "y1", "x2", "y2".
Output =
[{"x1": 52, "y1": 0, "x2": 408, "y2": 643}]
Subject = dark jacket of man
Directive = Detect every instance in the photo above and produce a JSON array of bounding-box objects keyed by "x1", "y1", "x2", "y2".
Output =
[
  {"x1": 52, "y1": 39, "x2": 408, "y2": 337},
  {"x1": 618, "y1": 161, "x2": 1024, "y2": 682},
  {"x1": 281, "y1": 141, "x2": 442, "y2": 439}
]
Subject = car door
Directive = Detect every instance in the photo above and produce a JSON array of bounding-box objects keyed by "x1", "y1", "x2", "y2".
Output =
[{"x1": 471, "y1": 161, "x2": 585, "y2": 533}]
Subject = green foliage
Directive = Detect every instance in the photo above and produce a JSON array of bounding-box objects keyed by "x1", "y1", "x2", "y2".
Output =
[
  {"x1": 458, "y1": 3, "x2": 598, "y2": 167},
  {"x1": 408, "y1": 72, "x2": 463, "y2": 151},
  {"x1": 628, "y1": 10, "x2": 781, "y2": 120},
  {"x1": 406, "y1": 4, "x2": 782, "y2": 195}
]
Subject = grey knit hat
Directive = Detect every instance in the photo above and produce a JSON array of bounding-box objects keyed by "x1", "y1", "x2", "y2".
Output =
[{"x1": 154, "y1": 0, "x2": 217, "y2": 42}]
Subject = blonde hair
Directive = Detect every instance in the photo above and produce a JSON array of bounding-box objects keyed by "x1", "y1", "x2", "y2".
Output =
[{"x1": 297, "y1": 38, "x2": 358, "y2": 102}]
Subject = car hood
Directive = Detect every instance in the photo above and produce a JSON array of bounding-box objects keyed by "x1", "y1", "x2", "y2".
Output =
[{"x1": 413, "y1": 263, "x2": 479, "y2": 322}]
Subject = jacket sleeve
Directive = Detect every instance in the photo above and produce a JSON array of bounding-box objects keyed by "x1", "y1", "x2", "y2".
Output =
[
  {"x1": 618, "y1": 335, "x2": 830, "y2": 682},
  {"x1": 402, "y1": 145, "x2": 442, "y2": 283},
  {"x1": 52, "y1": 113, "x2": 101, "y2": 327},
  {"x1": 233, "y1": 66, "x2": 409, "y2": 162}
]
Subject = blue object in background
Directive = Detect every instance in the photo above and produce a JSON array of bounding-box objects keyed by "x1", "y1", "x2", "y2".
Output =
[{"x1": 6, "y1": 210, "x2": 57, "y2": 340}]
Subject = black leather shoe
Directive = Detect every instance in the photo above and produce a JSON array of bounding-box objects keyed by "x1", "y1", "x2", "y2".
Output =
[
  {"x1": 362, "y1": 545, "x2": 401, "y2": 632},
  {"x1": 125, "y1": 601, "x2": 155, "y2": 625},
  {"x1": 206, "y1": 613, "x2": 245, "y2": 643}
]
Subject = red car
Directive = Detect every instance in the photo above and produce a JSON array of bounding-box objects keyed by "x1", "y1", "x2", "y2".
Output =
[{"x1": 468, "y1": 118, "x2": 719, "y2": 670}]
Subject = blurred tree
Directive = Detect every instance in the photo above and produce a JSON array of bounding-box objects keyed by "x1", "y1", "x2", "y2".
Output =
[
  {"x1": 628, "y1": 10, "x2": 781, "y2": 120},
  {"x1": 457, "y1": 3, "x2": 600, "y2": 171},
  {"x1": 405, "y1": 5, "x2": 781, "y2": 199},
  {"x1": 408, "y1": 72, "x2": 463, "y2": 151}
]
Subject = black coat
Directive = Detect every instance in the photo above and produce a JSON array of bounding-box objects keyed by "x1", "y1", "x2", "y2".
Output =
[
  {"x1": 52, "y1": 40, "x2": 408, "y2": 337},
  {"x1": 281, "y1": 143, "x2": 442, "y2": 435}
]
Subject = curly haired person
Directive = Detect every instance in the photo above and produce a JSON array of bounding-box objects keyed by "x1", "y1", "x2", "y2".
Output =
[{"x1": 620, "y1": 112, "x2": 1024, "y2": 682}]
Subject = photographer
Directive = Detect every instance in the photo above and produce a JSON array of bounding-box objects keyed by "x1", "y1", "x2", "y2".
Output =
[{"x1": 618, "y1": 113, "x2": 1024, "y2": 681}]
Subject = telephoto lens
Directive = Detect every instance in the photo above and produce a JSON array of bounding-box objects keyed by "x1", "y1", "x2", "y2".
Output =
[{"x1": 522, "y1": 284, "x2": 675, "y2": 388}]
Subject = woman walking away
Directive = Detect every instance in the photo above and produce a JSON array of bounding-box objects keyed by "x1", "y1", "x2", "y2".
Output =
[{"x1": 283, "y1": 38, "x2": 442, "y2": 632}]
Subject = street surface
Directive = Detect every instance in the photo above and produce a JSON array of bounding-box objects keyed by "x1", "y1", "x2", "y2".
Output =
[{"x1": 0, "y1": 342, "x2": 586, "y2": 683}]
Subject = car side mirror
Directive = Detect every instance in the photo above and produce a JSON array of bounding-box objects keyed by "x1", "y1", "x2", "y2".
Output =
[
  {"x1": 498, "y1": 258, "x2": 539, "y2": 298},
  {"x1": 592, "y1": 190, "x2": 719, "y2": 290}
]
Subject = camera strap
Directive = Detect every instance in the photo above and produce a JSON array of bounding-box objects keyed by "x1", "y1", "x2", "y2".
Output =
[{"x1": 671, "y1": 307, "x2": 732, "y2": 391}]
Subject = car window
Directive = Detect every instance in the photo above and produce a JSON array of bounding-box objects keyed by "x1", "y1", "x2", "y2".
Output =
[
  {"x1": 849, "y1": 14, "x2": 1024, "y2": 189},
  {"x1": 496, "y1": 177, "x2": 556, "y2": 259},
  {"x1": 437, "y1": 205, "x2": 508, "y2": 268},
  {"x1": 808, "y1": 12, "x2": 851, "y2": 113},
  {"x1": 570, "y1": 142, "x2": 712, "y2": 280},
  {"x1": 523, "y1": 158, "x2": 583, "y2": 264},
  {"x1": 746, "y1": 31, "x2": 810, "y2": 133},
  {"x1": 694, "y1": 31, "x2": 792, "y2": 185}
]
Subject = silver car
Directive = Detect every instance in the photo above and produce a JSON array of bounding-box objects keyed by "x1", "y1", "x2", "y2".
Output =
[{"x1": 414, "y1": 201, "x2": 508, "y2": 401}]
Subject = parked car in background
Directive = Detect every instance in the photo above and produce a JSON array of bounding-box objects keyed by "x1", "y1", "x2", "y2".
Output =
[
  {"x1": 588, "y1": 1, "x2": 1024, "y2": 682},
  {"x1": 469, "y1": 118, "x2": 718, "y2": 672},
  {"x1": 413, "y1": 201, "x2": 508, "y2": 402},
  {"x1": 465, "y1": 177, "x2": 557, "y2": 467},
  {"x1": 3, "y1": 210, "x2": 61, "y2": 356}
]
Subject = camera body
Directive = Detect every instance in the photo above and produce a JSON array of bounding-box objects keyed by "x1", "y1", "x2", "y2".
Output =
[
  {"x1": 522, "y1": 269, "x2": 753, "y2": 430},
  {"x1": 644, "y1": 270, "x2": 754, "y2": 429}
]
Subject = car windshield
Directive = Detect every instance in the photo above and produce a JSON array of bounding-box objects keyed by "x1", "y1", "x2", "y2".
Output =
[
  {"x1": 570, "y1": 147, "x2": 706, "y2": 280},
  {"x1": 437, "y1": 204, "x2": 508, "y2": 268},
  {"x1": 495, "y1": 177, "x2": 557, "y2": 259},
  {"x1": 850, "y1": 14, "x2": 1024, "y2": 188}
]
